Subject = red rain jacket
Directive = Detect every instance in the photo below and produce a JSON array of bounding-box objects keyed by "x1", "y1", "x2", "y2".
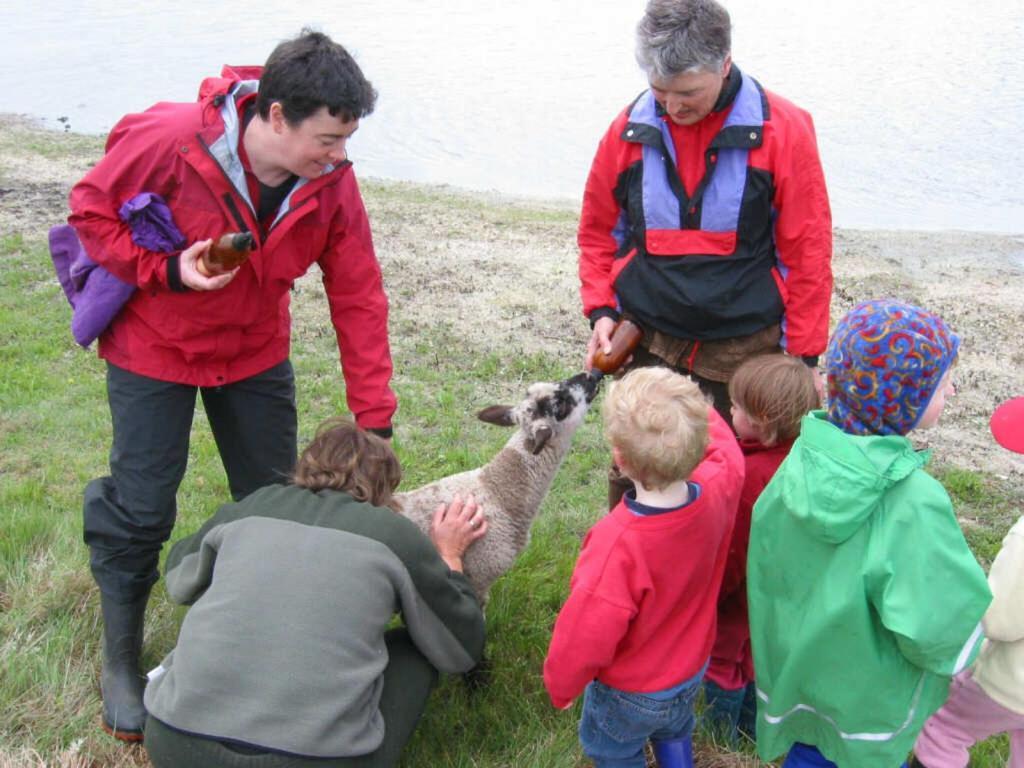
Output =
[
  {"x1": 578, "y1": 69, "x2": 832, "y2": 357},
  {"x1": 69, "y1": 67, "x2": 396, "y2": 429}
]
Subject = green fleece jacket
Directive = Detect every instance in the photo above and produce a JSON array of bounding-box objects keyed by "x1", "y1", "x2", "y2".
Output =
[
  {"x1": 748, "y1": 412, "x2": 991, "y2": 767},
  {"x1": 143, "y1": 484, "x2": 485, "y2": 758}
]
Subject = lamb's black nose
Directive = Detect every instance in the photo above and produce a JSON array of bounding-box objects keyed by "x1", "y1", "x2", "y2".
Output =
[{"x1": 583, "y1": 370, "x2": 603, "y2": 402}]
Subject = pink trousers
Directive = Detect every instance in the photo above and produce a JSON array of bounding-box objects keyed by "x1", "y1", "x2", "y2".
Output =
[{"x1": 914, "y1": 669, "x2": 1024, "y2": 768}]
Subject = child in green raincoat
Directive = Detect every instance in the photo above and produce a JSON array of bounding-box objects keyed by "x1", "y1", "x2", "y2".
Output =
[{"x1": 747, "y1": 299, "x2": 992, "y2": 768}]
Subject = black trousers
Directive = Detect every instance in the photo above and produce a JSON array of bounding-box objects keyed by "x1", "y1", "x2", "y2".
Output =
[
  {"x1": 144, "y1": 629, "x2": 438, "y2": 768},
  {"x1": 83, "y1": 360, "x2": 297, "y2": 602}
]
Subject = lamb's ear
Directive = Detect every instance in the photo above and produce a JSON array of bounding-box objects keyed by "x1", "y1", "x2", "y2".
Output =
[
  {"x1": 477, "y1": 405, "x2": 515, "y2": 426},
  {"x1": 527, "y1": 424, "x2": 552, "y2": 455}
]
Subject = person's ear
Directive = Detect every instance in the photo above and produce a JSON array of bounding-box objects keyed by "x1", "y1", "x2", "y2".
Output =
[
  {"x1": 721, "y1": 54, "x2": 733, "y2": 79},
  {"x1": 269, "y1": 102, "x2": 287, "y2": 133},
  {"x1": 611, "y1": 445, "x2": 631, "y2": 476}
]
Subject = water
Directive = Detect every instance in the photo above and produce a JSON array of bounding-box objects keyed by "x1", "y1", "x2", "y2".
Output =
[{"x1": 2, "y1": 0, "x2": 1022, "y2": 234}]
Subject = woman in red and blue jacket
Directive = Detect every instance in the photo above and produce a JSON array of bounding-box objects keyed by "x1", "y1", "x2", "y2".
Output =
[{"x1": 579, "y1": 0, "x2": 832, "y2": 510}]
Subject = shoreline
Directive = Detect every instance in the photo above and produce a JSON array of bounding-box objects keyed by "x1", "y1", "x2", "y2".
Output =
[
  {"x1": 8, "y1": 111, "x2": 1023, "y2": 242},
  {"x1": 2, "y1": 112, "x2": 1022, "y2": 480}
]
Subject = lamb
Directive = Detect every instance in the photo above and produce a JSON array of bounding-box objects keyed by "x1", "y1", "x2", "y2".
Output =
[{"x1": 395, "y1": 371, "x2": 600, "y2": 602}]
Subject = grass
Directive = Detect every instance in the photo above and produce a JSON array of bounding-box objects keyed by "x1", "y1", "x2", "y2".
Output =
[
  {"x1": 1, "y1": 188, "x2": 1017, "y2": 767},
  {"x1": 937, "y1": 465, "x2": 1022, "y2": 567},
  {"x1": 0, "y1": 228, "x2": 604, "y2": 767},
  {"x1": 0, "y1": 121, "x2": 103, "y2": 163}
]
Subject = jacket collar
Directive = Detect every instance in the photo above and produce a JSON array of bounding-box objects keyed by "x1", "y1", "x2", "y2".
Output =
[
  {"x1": 198, "y1": 81, "x2": 350, "y2": 230},
  {"x1": 711, "y1": 64, "x2": 742, "y2": 113},
  {"x1": 622, "y1": 65, "x2": 767, "y2": 151},
  {"x1": 647, "y1": 62, "x2": 741, "y2": 119}
]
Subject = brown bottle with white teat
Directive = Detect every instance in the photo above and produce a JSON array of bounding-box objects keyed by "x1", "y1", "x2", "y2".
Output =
[{"x1": 590, "y1": 318, "x2": 644, "y2": 379}]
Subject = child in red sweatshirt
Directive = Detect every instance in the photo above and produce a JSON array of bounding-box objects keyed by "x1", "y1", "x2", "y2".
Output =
[
  {"x1": 702, "y1": 354, "x2": 820, "y2": 745},
  {"x1": 544, "y1": 367, "x2": 744, "y2": 768}
]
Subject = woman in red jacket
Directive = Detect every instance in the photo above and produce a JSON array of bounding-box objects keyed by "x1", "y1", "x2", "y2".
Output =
[
  {"x1": 579, "y1": 0, "x2": 832, "y2": 509},
  {"x1": 68, "y1": 30, "x2": 397, "y2": 741}
]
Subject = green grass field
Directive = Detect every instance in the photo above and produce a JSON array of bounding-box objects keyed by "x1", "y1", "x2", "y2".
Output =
[{"x1": 0, "y1": 162, "x2": 1017, "y2": 767}]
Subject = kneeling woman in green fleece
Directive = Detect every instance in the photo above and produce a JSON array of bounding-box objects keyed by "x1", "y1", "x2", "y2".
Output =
[{"x1": 143, "y1": 418, "x2": 488, "y2": 768}]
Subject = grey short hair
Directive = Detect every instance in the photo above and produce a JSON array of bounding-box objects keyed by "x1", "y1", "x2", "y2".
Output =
[{"x1": 635, "y1": 0, "x2": 732, "y2": 79}]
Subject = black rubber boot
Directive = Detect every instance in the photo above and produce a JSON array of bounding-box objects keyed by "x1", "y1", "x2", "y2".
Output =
[{"x1": 99, "y1": 591, "x2": 149, "y2": 741}]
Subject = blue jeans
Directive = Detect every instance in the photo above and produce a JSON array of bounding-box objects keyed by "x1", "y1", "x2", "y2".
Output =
[
  {"x1": 701, "y1": 679, "x2": 757, "y2": 745},
  {"x1": 578, "y1": 675, "x2": 702, "y2": 768},
  {"x1": 782, "y1": 743, "x2": 909, "y2": 768}
]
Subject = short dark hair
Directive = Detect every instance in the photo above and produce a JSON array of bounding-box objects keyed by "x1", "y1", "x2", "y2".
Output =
[
  {"x1": 257, "y1": 29, "x2": 377, "y2": 125},
  {"x1": 292, "y1": 417, "x2": 402, "y2": 511}
]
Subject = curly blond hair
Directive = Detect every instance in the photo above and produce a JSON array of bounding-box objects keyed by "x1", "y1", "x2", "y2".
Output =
[
  {"x1": 728, "y1": 354, "x2": 820, "y2": 444},
  {"x1": 292, "y1": 417, "x2": 402, "y2": 511},
  {"x1": 604, "y1": 367, "x2": 709, "y2": 490}
]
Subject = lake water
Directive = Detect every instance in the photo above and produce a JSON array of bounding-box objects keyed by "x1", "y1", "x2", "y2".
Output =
[{"x1": 2, "y1": 0, "x2": 1022, "y2": 234}]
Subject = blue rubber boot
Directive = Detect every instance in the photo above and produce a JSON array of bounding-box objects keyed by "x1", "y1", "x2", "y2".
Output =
[
  {"x1": 651, "y1": 736, "x2": 693, "y2": 768},
  {"x1": 783, "y1": 743, "x2": 836, "y2": 767},
  {"x1": 782, "y1": 743, "x2": 909, "y2": 768}
]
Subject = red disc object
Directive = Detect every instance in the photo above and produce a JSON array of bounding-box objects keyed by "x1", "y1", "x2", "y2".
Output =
[{"x1": 989, "y1": 397, "x2": 1024, "y2": 454}]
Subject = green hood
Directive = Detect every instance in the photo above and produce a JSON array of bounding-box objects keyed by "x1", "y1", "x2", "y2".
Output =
[{"x1": 778, "y1": 411, "x2": 929, "y2": 544}]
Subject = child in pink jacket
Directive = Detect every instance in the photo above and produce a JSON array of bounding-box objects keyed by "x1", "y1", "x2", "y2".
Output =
[{"x1": 912, "y1": 397, "x2": 1024, "y2": 768}]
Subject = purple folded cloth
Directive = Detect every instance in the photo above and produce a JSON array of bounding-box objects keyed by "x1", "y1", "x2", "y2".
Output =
[
  {"x1": 49, "y1": 227, "x2": 136, "y2": 348},
  {"x1": 118, "y1": 192, "x2": 187, "y2": 253},
  {"x1": 50, "y1": 193, "x2": 186, "y2": 348}
]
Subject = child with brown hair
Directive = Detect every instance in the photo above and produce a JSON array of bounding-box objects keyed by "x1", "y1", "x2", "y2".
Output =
[
  {"x1": 544, "y1": 366, "x2": 745, "y2": 768},
  {"x1": 702, "y1": 354, "x2": 820, "y2": 745},
  {"x1": 143, "y1": 418, "x2": 487, "y2": 768}
]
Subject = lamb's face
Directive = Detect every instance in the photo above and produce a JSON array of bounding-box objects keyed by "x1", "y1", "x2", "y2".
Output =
[
  {"x1": 476, "y1": 373, "x2": 600, "y2": 454},
  {"x1": 513, "y1": 373, "x2": 599, "y2": 454}
]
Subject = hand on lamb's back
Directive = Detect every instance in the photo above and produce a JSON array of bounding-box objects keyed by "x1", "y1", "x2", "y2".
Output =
[
  {"x1": 396, "y1": 372, "x2": 600, "y2": 602},
  {"x1": 430, "y1": 494, "x2": 488, "y2": 573}
]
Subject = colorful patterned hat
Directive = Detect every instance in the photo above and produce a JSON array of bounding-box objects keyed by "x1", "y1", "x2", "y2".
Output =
[{"x1": 826, "y1": 299, "x2": 959, "y2": 436}]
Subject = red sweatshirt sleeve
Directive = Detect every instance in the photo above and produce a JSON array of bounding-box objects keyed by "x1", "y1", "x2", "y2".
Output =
[
  {"x1": 692, "y1": 406, "x2": 745, "y2": 588},
  {"x1": 692, "y1": 407, "x2": 746, "y2": 494},
  {"x1": 319, "y1": 172, "x2": 397, "y2": 431}
]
